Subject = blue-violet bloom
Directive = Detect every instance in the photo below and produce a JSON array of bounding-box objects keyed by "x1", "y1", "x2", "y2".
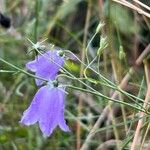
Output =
[
  {"x1": 20, "y1": 84, "x2": 70, "y2": 137},
  {"x1": 26, "y1": 50, "x2": 64, "y2": 86}
]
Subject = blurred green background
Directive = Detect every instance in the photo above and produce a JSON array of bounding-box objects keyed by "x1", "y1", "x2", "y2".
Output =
[{"x1": 0, "y1": 0, "x2": 150, "y2": 149}]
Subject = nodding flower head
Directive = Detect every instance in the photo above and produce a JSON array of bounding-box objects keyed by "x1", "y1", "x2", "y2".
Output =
[
  {"x1": 26, "y1": 50, "x2": 65, "y2": 86},
  {"x1": 20, "y1": 84, "x2": 70, "y2": 137}
]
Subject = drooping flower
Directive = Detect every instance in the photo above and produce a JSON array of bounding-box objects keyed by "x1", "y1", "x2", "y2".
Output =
[
  {"x1": 26, "y1": 50, "x2": 64, "y2": 86},
  {"x1": 20, "y1": 84, "x2": 70, "y2": 137}
]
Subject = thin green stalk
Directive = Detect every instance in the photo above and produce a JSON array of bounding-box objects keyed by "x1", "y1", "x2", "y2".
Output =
[
  {"x1": 67, "y1": 85, "x2": 148, "y2": 113},
  {"x1": 0, "y1": 70, "x2": 16, "y2": 73},
  {"x1": 34, "y1": 0, "x2": 39, "y2": 42},
  {"x1": 83, "y1": 56, "x2": 97, "y2": 78},
  {"x1": 59, "y1": 73, "x2": 150, "y2": 108},
  {"x1": 85, "y1": 32, "x2": 97, "y2": 64}
]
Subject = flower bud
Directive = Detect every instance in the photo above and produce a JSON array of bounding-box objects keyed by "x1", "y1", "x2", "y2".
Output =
[
  {"x1": 97, "y1": 36, "x2": 108, "y2": 55},
  {"x1": 119, "y1": 45, "x2": 126, "y2": 60},
  {"x1": 96, "y1": 22, "x2": 105, "y2": 33}
]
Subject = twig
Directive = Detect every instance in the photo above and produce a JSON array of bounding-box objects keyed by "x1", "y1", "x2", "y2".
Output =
[
  {"x1": 131, "y1": 84, "x2": 150, "y2": 150},
  {"x1": 96, "y1": 139, "x2": 122, "y2": 150},
  {"x1": 131, "y1": 48, "x2": 150, "y2": 149},
  {"x1": 135, "y1": 44, "x2": 150, "y2": 65},
  {"x1": 140, "y1": 122, "x2": 150, "y2": 150},
  {"x1": 133, "y1": 0, "x2": 150, "y2": 12},
  {"x1": 143, "y1": 60, "x2": 150, "y2": 85},
  {"x1": 112, "y1": 0, "x2": 150, "y2": 18}
]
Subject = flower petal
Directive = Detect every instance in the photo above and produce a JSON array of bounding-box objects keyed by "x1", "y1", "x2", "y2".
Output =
[
  {"x1": 26, "y1": 60, "x2": 37, "y2": 72},
  {"x1": 38, "y1": 87, "x2": 69, "y2": 136},
  {"x1": 38, "y1": 87, "x2": 59, "y2": 136},
  {"x1": 59, "y1": 109, "x2": 70, "y2": 132},
  {"x1": 20, "y1": 86, "x2": 47, "y2": 125},
  {"x1": 20, "y1": 85, "x2": 70, "y2": 137},
  {"x1": 26, "y1": 51, "x2": 64, "y2": 86},
  {"x1": 56, "y1": 89, "x2": 70, "y2": 132}
]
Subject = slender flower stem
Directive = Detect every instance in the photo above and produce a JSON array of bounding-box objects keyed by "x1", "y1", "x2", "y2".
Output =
[
  {"x1": 0, "y1": 69, "x2": 16, "y2": 73},
  {"x1": 67, "y1": 85, "x2": 148, "y2": 113},
  {"x1": 58, "y1": 73, "x2": 150, "y2": 107},
  {"x1": 85, "y1": 32, "x2": 97, "y2": 64},
  {"x1": 34, "y1": 0, "x2": 39, "y2": 43}
]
